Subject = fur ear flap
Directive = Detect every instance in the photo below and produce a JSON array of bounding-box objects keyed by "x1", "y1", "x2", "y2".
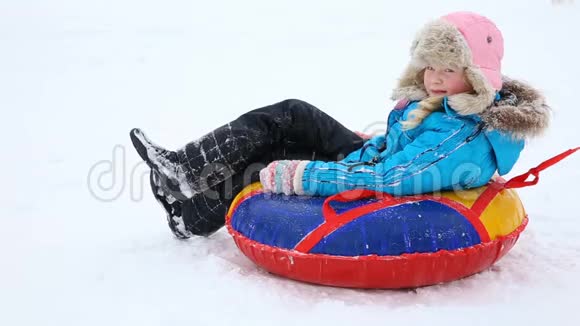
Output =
[
  {"x1": 447, "y1": 67, "x2": 496, "y2": 115},
  {"x1": 391, "y1": 85, "x2": 428, "y2": 102},
  {"x1": 391, "y1": 66, "x2": 428, "y2": 101}
]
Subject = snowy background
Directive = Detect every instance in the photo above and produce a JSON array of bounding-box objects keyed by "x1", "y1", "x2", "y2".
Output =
[{"x1": 1, "y1": 0, "x2": 579, "y2": 325}]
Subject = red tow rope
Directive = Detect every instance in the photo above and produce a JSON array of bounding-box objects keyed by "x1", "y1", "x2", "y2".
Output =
[
  {"x1": 470, "y1": 147, "x2": 580, "y2": 216},
  {"x1": 503, "y1": 147, "x2": 580, "y2": 189}
]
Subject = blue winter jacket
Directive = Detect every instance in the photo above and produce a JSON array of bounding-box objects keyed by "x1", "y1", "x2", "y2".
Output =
[{"x1": 300, "y1": 96, "x2": 525, "y2": 196}]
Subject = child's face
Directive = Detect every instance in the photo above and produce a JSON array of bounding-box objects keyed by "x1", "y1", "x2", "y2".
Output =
[{"x1": 423, "y1": 65, "x2": 473, "y2": 97}]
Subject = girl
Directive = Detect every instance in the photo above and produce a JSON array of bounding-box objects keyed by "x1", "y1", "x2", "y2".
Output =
[{"x1": 130, "y1": 12, "x2": 550, "y2": 239}]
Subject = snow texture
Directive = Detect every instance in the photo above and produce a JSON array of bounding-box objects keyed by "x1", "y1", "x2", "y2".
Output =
[{"x1": 1, "y1": 1, "x2": 579, "y2": 325}]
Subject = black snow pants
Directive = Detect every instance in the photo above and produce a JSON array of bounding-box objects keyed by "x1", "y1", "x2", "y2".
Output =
[{"x1": 176, "y1": 99, "x2": 365, "y2": 235}]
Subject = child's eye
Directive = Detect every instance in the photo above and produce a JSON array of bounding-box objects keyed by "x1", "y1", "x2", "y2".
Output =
[
  {"x1": 426, "y1": 66, "x2": 434, "y2": 71},
  {"x1": 444, "y1": 68, "x2": 455, "y2": 73}
]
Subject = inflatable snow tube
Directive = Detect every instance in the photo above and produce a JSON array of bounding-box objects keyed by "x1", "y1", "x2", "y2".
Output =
[{"x1": 225, "y1": 180, "x2": 527, "y2": 289}]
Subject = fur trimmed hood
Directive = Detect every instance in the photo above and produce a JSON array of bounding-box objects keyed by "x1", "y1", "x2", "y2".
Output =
[{"x1": 481, "y1": 77, "x2": 551, "y2": 139}]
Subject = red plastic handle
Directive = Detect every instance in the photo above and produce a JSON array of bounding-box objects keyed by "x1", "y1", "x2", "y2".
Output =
[{"x1": 322, "y1": 189, "x2": 393, "y2": 222}]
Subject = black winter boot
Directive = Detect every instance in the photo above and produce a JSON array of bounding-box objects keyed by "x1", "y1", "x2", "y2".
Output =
[{"x1": 130, "y1": 128, "x2": 197, "y2": 200}]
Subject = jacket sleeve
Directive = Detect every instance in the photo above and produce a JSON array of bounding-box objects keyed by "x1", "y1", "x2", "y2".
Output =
[
  {"x1": 298, "y1": 122, "x2": 495, "y2": 197},
  {"x1": 342, "y1": 134, "x2": 386, "y2": 163}
]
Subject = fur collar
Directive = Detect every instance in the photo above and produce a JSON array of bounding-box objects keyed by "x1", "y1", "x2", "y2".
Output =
[{"x1": 481, "y1": 77, "x2": 551, "y2": 140}]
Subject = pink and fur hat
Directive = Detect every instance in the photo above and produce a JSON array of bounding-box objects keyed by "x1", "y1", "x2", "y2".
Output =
[{"x1": 392, "y1": 11, "x2": 505, "y2": 115}]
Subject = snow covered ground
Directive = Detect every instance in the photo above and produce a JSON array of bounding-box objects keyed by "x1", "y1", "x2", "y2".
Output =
[{"x1": 1, "y1": 1, "x2": 579, "y2": 325}]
